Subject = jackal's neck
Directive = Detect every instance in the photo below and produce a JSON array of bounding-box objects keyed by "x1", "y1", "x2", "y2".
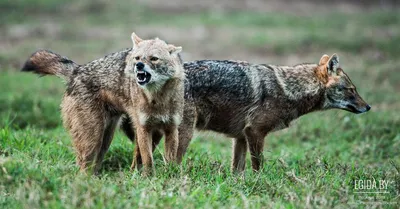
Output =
[
  {"x1": 273, "y1": 63, "x2": 326, "y2": 113},
  {"x1": 137, "y1": 77, "x2": 184, "y2": 105}
]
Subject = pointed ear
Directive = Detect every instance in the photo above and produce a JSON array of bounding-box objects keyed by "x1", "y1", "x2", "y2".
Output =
[
  {"x1": 318, "y1": 54, "x2": 330, "y2": 65},
  {"x1": 168, "y1": 45, "x2": 182, "y2": 56},
  {"x1": 326, "y1": 54, "x2": 339, "y2": 75},
  {"x1": 131, "y1": 32, "x2": 143, "y2": 48}
]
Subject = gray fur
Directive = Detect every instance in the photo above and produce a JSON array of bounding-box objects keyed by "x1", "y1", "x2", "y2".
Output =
[{"x1": 22, "y1": 48, "x2": 370, "y2": 173}]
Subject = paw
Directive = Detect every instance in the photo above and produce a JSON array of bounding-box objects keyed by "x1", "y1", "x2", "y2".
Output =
[{"x1": 141, "y1": 166, "x2": 155, "y2": 177}]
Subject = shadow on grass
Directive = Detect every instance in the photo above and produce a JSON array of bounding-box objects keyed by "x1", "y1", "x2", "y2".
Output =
[{"x1": 101, "y1": 146, "x2": 132, "y2": 172}]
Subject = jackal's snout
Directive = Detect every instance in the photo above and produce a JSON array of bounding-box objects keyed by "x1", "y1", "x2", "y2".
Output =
[
  {"x1": 135, "y1": 62, "x2": 152, "y2": 86},
  {"x1": 346, "y1": 104, "x2": 370, "y2": 114},
  {"x1": 346, "y1": 93, "x2": 371, "y2": 114}
]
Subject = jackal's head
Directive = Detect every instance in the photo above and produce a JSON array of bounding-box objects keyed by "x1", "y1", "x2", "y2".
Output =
[
  {"x1": 128, "y1": 32, "x2": 183, "y2": 89},
  {"x1": 317, "y1": 54, "x2": 371, "y2": 114}
]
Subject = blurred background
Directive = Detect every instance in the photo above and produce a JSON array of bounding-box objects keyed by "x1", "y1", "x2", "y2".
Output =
[
  {"x1": 0, "y1": 0, "x2": 399, "y2": 128},
  {"x1": 0, "y1": 1, "x2": 399, "y2": 207},
  {"x1": 1, "y1": 0, "x2": 399, "y2": 129}
]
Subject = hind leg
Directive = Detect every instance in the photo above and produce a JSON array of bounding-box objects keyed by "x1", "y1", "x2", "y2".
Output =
[
  {"x1": 244, "y1": 126, "x2": 266, "y2": 172},
  {"x1": 94, "y1": 115, "x2": 120, "y2": 172},
  {"x1": 61, "y1": 96, "x2": 105, "y2": 173}
]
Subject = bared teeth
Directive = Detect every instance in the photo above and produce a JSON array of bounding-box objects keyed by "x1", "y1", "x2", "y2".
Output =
[
  {"x1": 137, "y1": 71, "x2": 147, "y2": 82},
  {"x1": 136, "y1": 70, "x2": 151, "y2": 85}
]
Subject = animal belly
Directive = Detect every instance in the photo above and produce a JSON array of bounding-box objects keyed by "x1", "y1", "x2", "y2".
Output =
[{"x1": 198, "y1": 111, "x2": 245, "y2": 137}]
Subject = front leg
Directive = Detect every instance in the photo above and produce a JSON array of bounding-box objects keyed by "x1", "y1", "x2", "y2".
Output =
[
  {"x1": 164, "y1": 126, "x2": 178, "y2": 163},
  {"x1": 131, "y1": 131, "x2": 163, "y2": 171},
  {"x1": 176, "y1": 105, "x2": 196, "y2": 163},
  {"x1": 135, "y1": 125, "x2": 154, "y2": 176},
  {"x1": 131, "y1": 141, "x2": 142, "y2": 171},
  {"x1": 231, "y1": 137, "x2": 247, "y2": 173}
]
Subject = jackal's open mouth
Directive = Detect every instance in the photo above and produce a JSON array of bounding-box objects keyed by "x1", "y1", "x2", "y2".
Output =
[
  {"x1": 346, "y1": 104, "x2": 361, "y2": 114},
  {"x1": 136, "y1": 70, "x2": 151, "y2": 85}
]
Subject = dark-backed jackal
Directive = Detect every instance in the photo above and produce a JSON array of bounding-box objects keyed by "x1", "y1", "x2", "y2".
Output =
[
  {"x1": 129, "y1": 54, "x2": 370, "y2": 172},
  {"x1": 23, "y1": 47, "x2": 370, "y2": 173}
]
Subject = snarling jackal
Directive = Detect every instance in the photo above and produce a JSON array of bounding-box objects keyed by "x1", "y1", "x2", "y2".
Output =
[{"x1": 22, "y1": 33, "x2": 185, "y2": 175}]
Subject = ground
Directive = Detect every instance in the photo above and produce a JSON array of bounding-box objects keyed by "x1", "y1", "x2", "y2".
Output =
[{"x1": 0, "y1": 0, "x2": 399, "y2": 208}]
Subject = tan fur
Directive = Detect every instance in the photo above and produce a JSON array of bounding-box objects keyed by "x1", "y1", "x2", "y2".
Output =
[
  {"x1": 22, "y1": 50, "x2": 78, "y2": 79},
  {"x1": 22, "y1": 33, "x2": 184, "y2": 175},
  {"x1": 135, "y1": 54, "x2": 370, "y2": 173}
]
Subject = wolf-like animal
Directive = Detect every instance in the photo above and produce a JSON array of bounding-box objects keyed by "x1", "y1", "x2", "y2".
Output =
[
  {"x1": 23, "y1": 47, "x2": 370, "y2": 173},
  {"x1": 128, "y1": 54, "x2": 371, "y2": 173},
  {"x1": 22, "y1": 33, "x2": 184, "y2": 175}
]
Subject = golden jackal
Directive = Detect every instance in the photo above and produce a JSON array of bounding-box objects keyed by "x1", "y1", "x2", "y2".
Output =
[
  {"x1": 128, "y1": 54, "x2": 370, "y2": 172},
  {"x1": 22, "y1": 33, "x2": 184, "y2": 175}
]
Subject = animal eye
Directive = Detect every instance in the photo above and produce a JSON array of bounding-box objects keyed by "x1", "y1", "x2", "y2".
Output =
[
  {"x1": 135, "y1": 56, "x2": 140, "y2": 60},
  {"x1": 150, "y1": 57, "x2": 159, "y2": 61}
]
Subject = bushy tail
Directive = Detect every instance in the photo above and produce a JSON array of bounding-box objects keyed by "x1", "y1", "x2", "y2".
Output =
[{"x1": 21, "y1": 49, "x2": 79, "y2": 80}]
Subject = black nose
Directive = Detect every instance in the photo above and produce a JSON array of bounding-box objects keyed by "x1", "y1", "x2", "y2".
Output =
[
  {"x1": 366, "y1": 104, "x2": 371, "y2": 111},
  {"x1": 136, "y1": 62, "x2": 144, "y2": 70}
]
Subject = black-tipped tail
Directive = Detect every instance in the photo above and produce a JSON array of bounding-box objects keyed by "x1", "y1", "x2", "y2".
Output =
[
  {"x1": 21, "y1": 57, "x2": 40, "y2": 73},
  {"x1": 21, "y1": 49, "x2": 78, "y2": 79}
]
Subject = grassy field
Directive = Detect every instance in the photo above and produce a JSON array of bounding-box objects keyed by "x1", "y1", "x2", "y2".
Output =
[{"x1": 1, "y1": 1, "x2": 399, "y2": 208}]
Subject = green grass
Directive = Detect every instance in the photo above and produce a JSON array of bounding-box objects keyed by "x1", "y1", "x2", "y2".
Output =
[
  {"x1": 1, "y1": 112, "x2": 399, "y2": 208},
  {"x1": 1, "y1": 67, "x2": 399, "y2": 208},
  {"x1": 1, "y1": 1, "x2": 400, "y2": 208},
  {"x1": 1, "y1": 109, "x2": 399, "y2": 208}
]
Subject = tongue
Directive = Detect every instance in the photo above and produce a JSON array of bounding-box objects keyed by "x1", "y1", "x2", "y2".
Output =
[{"x1": 137, "y1": 72, "x2": 146, "y2": 81}]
